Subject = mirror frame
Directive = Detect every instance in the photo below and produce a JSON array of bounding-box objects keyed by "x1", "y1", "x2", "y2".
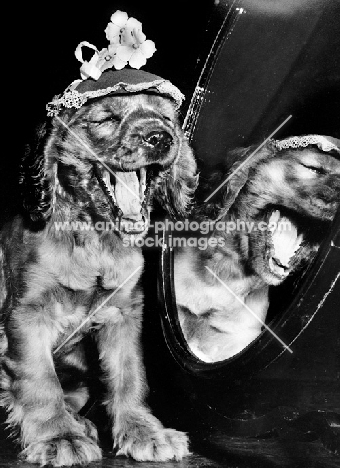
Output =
[{"x1": 157, "y1": 0, "x2": 340, "y2": 378}]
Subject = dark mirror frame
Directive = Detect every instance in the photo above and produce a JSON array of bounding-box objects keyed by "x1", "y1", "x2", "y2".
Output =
[{"x1": 157, "y1": 0, "x2": 340, "y2": 379}]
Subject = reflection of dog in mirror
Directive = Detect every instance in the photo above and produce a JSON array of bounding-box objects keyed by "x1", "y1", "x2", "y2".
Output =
[
  {"x1": 174, "y1": 136, "x2": 340, "y2": 362},
  {"x1": 0, "y1": 90, "x2": 197, "y2": 465}
]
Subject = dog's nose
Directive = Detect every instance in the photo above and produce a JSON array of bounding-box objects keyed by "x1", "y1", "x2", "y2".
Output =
[{"x1": 144, "y1": 131, "x2": 173, "y2": 151}]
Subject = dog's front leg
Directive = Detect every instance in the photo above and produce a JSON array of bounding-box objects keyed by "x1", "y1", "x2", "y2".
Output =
[
  {"x1": 96, "y1": 298, "x2": 190, "y2": 462},
  {"x1": 1, "y1": 305, "x2": 101, "y2": 466}
]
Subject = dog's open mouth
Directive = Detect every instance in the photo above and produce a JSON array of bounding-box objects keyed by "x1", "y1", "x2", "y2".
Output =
[
  {"x1": 266, "y1": 210, "x2": 303, "y2": 279},
  {"x1": 95, "y1": 166, "x2": 152, "y2": 237}
]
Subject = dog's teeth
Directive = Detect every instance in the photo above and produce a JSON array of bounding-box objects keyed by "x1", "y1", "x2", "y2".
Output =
[
  {"x1": 103, "y1": 170, "x2": 116, "y2": 200},
  {"x1": 269, "y1": 257, "x2": 286, "y2": 276},
  {"x1": 139, "y1": 168, "x2": 147, "y2": 200},
  {"x1": 268, "y1": 210, "x2": 281, "y2": 233},
  {"x1": 295, "y1": 234, "x2": 303, "y2": 250}
]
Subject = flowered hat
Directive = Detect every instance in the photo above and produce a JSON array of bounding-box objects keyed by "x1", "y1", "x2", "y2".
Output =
[{"x1": 47, "y1": 10, "x2": 184, "y2": 116}]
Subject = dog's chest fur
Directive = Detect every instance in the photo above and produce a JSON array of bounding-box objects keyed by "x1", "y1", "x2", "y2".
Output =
[
  {"x1": 174, "y1": 246, "x2": 270, "y2": 361},
  {"x1": 1, "y1": 218, "x2": 143, "y2": 341},
  {"x1": 36, "y1": 232, "x2": 143, "y2": 291},
  {"x1": 174, "y1": 247, "x2": 269, "y2": 328}
]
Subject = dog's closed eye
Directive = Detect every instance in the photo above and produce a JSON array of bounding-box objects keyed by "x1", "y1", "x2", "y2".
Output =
[
  {"x1": 299, "y1": 163, "x2": 327, "y2": 175},
  {"x1": 88, "y1": 114, "x2": 121, "y2": 125}
]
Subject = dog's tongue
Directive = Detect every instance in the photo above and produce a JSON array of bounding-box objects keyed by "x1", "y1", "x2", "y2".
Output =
[{"x1": 114, "y1": 171, "x2": 142, "y2": 220}]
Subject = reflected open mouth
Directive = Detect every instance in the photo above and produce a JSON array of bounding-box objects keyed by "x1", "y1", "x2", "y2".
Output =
[
  {"x1": 266, "y1": 209, "x2": 303, "y2": 279},
  {"x1": 95, "y1": 166, "x2": 152, "y2": 237}
]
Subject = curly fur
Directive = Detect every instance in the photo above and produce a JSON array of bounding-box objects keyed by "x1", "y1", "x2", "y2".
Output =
[
  {"x1": 174, "y1": 140, "x2": 340, "y2": 362},
  {"x1": 0, "y1": 92, "x2": 197, "y2": 465}
]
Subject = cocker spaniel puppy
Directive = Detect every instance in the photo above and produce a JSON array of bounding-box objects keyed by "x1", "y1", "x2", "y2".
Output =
[
  {"x1": 0, "y1": 69, "x2": 197, "y2": 466},
  {"x1": 174, "y1": 135, "x2": 340, "y2": 362}
]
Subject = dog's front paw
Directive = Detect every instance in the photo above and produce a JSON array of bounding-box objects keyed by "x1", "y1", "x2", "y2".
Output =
[
  {"x1": 20, "y1": 436, "x2": 102, "y2": 467},
  {"x1": 115, "y1": 417, "x2": 190, "y2": 462}
]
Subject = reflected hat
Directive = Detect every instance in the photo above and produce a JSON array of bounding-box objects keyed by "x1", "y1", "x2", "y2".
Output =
[{"x1": 274, "y1": 135, "x2": 340, "y2": 155}]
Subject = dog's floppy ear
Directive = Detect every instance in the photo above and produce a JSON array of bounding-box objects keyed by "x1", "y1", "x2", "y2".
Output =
[
  {"x1": 154, "y1": 138, "x2": 198, "y2": 219},
  {"x1": 206, "y1": 141, "x2": 277, "y2": 218},
  {"x1": 20, "y1": 121, "x2": 55, "y2": 225}
]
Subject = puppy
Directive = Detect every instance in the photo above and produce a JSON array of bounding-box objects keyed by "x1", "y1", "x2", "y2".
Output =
[
  {"x1": 174, "y1": 136, "x2": 340, "y2": 362},
  {"x1": 0, "y1": 87, "x2": 197, "y2": 465}
]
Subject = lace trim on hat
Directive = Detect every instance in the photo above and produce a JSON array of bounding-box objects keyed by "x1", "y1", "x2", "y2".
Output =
[
  {"x1": 46, "y1": 79, "x2": 184, "y2": 116},
  {"x1": 274, "y1": 135, "x2": 340, "y2": 154}
]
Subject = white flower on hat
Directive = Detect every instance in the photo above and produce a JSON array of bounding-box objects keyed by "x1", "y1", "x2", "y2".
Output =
[
  {"x1": 104, "y1": 11, "x2": 143, "y2": 47},
  {"x1": 75, "y1": 10, "x2": 156, "y2": 79},
  {"x1": 104, "y1": 10, "x2": 129, "y2": 44},
  {"x1": 117, "y1": 27, "x2": 156, "y2": 69},
  {"x1": 96, "y1": 44, "x2": 127, "y2": 72}
]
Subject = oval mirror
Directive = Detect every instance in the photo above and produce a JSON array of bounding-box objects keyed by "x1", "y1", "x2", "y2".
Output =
[{"x1": 158, "y1": 0, "x2": 340, "y2": 374}]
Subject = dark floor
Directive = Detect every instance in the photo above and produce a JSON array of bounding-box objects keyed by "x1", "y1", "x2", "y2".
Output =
[{"x1": 1, "y1": 418, "x2": 339, "y2": 468}]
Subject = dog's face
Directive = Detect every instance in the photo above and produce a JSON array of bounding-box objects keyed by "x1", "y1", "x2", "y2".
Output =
[
  {"x1": 226, "y1": 147, "x2": 340, "y2": 285},
  {"x1": 22, "y1": 93, "x2": 197, "y2": 241},
  {"x1": 81, "y1": 93, "x2": 180, "y2": 169}
]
